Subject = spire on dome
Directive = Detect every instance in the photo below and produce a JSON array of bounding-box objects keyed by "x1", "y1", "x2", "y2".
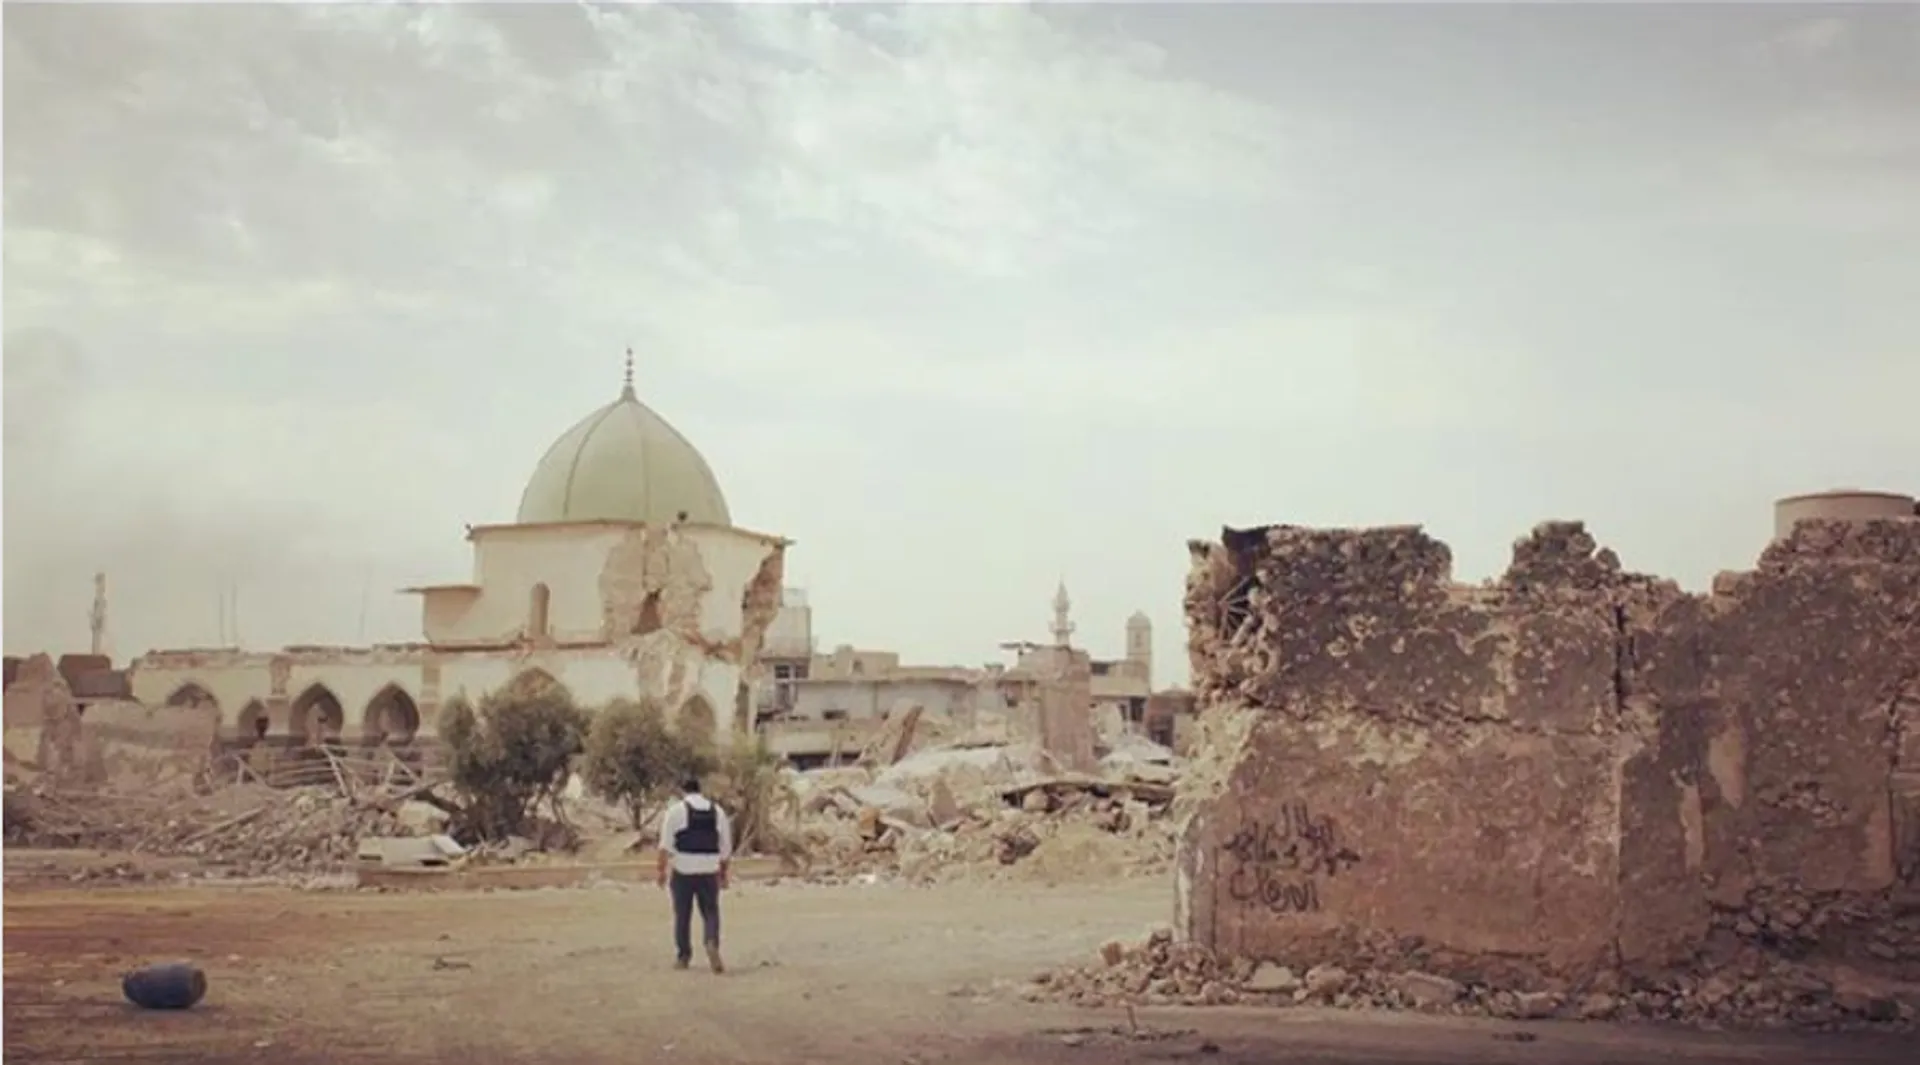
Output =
[{"x1": 620, "y1": 346, "x2": 636, "y2": 400}]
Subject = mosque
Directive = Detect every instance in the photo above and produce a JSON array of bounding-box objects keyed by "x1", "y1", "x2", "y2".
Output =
[{"x1": 126, "y1": 354, "x2": 789, "y2": 752}]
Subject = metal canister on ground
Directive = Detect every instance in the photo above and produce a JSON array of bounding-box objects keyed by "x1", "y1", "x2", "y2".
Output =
[{"x1": 122, "y1": 962, "x2": 208, "y2": 1010}]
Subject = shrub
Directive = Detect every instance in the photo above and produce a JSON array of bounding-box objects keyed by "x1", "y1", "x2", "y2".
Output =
[
  {"x1": 439, "y1": 673, "x2": 590, "y2": 841},
  {"x1": 704, "y1": 734, "x2": 801, "y2": 860},
  {"x1": 583, "y1": 697, "x2": 710, "y2": 828}
]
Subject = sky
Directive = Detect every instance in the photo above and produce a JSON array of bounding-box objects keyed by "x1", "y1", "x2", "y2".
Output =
[{"x1": 4, "y1": 2, "x2": 1917, "y2": 680}]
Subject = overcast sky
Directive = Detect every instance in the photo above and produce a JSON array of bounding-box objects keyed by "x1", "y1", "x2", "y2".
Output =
[{"x1": 5, "y1": 3, "x2": 1917, "y2": 678}]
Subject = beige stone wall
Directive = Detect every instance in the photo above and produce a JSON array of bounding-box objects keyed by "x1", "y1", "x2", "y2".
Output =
[
  {"x1": 130, "y1": 521, "x2": 788, "y2": 750},
  {"x1": 1178, "y1": 516, "x2": 1920, "y2": 986}
]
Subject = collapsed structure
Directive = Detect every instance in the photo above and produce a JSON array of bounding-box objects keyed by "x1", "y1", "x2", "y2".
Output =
[{"x1": 1174, "y1": 494, "x2": 1920, "y2": 1002}]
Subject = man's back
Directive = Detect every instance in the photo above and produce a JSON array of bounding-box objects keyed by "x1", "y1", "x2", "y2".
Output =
[{"x1": 659, "y1": 793, "x2": 732, "y2": 875}]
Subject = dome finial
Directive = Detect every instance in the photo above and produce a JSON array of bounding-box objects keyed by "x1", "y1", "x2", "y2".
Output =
[{"x1": 620, "y1": 346, "x2": 636, "y2": 400}]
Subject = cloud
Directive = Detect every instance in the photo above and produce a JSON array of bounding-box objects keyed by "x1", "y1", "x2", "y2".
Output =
[
  {"x1": 1768, "y1": 16, "x2": 1854, "y2": 59},
  {"x1": 4, "y1": 2, "x2": 1916, "y2": 677},
  {"x1": 723, "y1": 4, "x2": 1291, "y2": 276}
]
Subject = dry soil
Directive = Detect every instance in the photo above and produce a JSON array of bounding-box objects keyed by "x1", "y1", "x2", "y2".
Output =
[{"x1": 4, "y1": 868, "x2": 1917, "y2": 1065}]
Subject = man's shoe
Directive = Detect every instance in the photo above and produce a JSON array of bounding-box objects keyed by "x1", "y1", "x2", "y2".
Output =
[
  {"x1": 674, "y1": 958, "x2": 690, "y2": 971},
  {"x1": 705, "y1": 943, "x2": 725, "y2": 974}
]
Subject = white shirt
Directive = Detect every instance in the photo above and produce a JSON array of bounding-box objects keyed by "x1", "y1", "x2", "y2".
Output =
[{"x1": 658, "y1": 794, "x2": 733, "y2": 875}]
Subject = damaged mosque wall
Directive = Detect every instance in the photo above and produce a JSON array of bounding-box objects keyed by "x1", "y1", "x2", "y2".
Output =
[
  {"x1": 127, "y1": 359, "x2": 789, "y2": 749},
  {"x1": 1175, "y1": 502, "x2": 1920, "y2": 993}
]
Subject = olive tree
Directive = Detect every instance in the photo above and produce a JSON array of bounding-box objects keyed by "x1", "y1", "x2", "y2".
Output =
[
  {"x1": 582, "y1": 697, "x2": 711, "y2": 828},
  {"x1": 439, "y1": 673, "x2": 590, "y2": 841}
]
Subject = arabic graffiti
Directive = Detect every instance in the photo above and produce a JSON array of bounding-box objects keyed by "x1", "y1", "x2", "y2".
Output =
[
  {"x1": 1222, "y1": 802, "x2": 1360, "y2": 915},
  {"x1": 1227, "y1": 865, "x2": 1323, "y2": 914}
]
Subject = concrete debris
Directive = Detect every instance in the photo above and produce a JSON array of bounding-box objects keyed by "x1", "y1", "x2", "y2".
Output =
[
  {"x1": 6, "y1": 778, "x2": 449, "y2": 880},
  {"x1": 355, "y1": 834, "x2": 467, "y2": 869},
  {"x1": 782, "y1": 740, "x2": 1183, "y2": 883},
  {"x1": 1026, "y1": 928, "x2": 1920, "y2": 1032}
]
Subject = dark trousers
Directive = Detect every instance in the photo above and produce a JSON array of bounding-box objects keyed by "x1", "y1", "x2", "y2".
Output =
[{"x1": 669, "y1": 871, "x2": 721, "y2": 961}]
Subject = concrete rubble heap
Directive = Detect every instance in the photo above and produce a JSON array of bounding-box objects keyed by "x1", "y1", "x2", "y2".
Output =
[
  {"x1": 784, "y1": 735, "x2": 1182, "y2": 884},
  {"x1": 1145, "y1": 517, "x2": 1920, "y2": 1030},
  {"x1": 7, "y1": 779, "x2": 433, "y2": 880},
  {"x1": 2, "y1": 710, "x2": 1185, "y2": 885}
]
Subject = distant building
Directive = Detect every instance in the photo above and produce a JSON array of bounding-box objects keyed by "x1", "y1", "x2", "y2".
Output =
[
  {"x1": 754, "y1": 581, "x2": 1177, "y2": 767},
  {"x1": 123, "y1": 353, "x2": 788, "y2": 757}
]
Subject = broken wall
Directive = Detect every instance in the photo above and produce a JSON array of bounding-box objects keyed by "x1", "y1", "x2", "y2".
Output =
[
  {"x1": 1179, "y1": 517, "x2": 1920, "y2": 987},
  {"x1": 4, "y1": 653, "x2": 92, "y2": 783},
  {"x1": 1035, "y1": 648, "x2": 1098, "y2": 774},
  {"x1": 1677, "y1": 520, "x2": 1920, "y2": 976}
]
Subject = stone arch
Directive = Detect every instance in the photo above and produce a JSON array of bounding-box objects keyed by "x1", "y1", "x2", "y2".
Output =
[
  {"x1": 528, "y1": 583, "x2": 552, "y2": 641},
  {"x1": 363, "y1": 684, "x2": 421, "y2": 746},
  {"x1": 289, "y1": 683, "x2": 346, "y2": 745},
  {"x1": 678, "y1": 694, "x2": 717, "y2": 743},
  {"x1": 164, "y1": 682, "x2": 220, "y2": 714},
  {"x1": 236, "y1": 699, "x2": 271, "y2": 743}
]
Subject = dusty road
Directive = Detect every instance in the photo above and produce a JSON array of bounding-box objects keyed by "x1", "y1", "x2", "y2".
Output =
[{"x1": 5, "y1": 875, "x2": 1916, "y2": 1065}]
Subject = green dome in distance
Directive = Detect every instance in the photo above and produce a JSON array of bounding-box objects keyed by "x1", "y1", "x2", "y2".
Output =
[{"x1": 515, "y1": 350, "x2": 732, "y2": 526}]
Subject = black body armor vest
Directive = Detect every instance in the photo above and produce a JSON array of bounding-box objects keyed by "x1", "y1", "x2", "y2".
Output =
[{"x1": 674, "y1": 804, "x2": 720, "y2": 855}]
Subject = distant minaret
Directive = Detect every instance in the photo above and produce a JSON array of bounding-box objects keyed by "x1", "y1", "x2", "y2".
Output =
[
  {"x1": 1050, "y1": 581, "x2": 1075, "y2": 647},
  {"x1": 89, "y1": 572, "x2": 108, "y2": 656},
  {"x1": 1125, "y1": 610, "x2": 1153, "y2": 689}
]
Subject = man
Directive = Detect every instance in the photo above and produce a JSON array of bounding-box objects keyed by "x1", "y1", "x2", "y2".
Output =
[{"x1": 656, "y1": 777, "x2": 732, "y2": 973}]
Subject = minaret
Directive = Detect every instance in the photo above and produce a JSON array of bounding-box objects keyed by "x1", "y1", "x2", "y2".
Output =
[
  {"x1": 620, "y1": 346, "x2": 636, "y2": 401},
  {"x1": 89, "y1": 572, "x2": 108, "y2": 656},
  {"x1": 1125, "y1": 610, "x2": 1152, "y2": 688},
  {"x1": 1050, "y1": 581, "x2": 1075, "y2": 647}
]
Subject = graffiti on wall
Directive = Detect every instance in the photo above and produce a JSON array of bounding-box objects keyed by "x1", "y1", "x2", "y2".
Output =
[{"x1": 1223, "y1": 802, "x2": 1360, "y2": 914}]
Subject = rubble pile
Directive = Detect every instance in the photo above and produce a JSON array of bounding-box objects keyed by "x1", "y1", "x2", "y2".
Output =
[
  {"x1": 787, "y1": 739, "x2": 1182, "y2": 883},
  {"x1": 8, "y1": 780, "x2": 440, "y2": 878},
  {"x1": 1027, "y1": 927, "x2": 1920, "y2": 1032},
  {"x1": 1713, "y1": 884, "x2": 1920, "y2": 965}
]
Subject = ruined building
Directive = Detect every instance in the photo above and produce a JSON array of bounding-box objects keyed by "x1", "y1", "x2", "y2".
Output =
[
  {"x1": 752, "y1": 582, "x2": 1160, "y2": 769},
  {"x1": 1176, "y1": 490, "x2": 1920, "y2": 993},
  {"x1": 127, "y1": 354, "x2": 788, "y2": 752}
]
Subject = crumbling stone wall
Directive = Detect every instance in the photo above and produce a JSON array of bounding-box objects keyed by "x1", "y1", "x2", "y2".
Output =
[
  {"x1": 1037, "y1": 648, "x2": 1098, "y2": 774},
  {"x1": 1179, "y1": 517, "x2": 1920, "y2": 1000},
  {"x1": 4, "y1": 653, "x2": 102, "y2": 785},
  {"x1": 1681, "y1": 521, "x2": 1920, "y2": 979},
  {"x1": 598, "y1": 525, "x2": 788, "y2": 742}
]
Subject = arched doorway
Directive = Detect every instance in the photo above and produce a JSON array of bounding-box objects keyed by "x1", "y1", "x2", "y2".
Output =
[
  {"x1": 363, "y1": 685, "x2": 422, "y2": 746},
  {"x1": 289, "y1": 684, "x2": 346, "y2": 746},
  {"x1": 236, "y1": 699, "x2": 271, "y2": 745},
  {"x1": 164, "y1": 682, "x2": 220, "y2": 715},
  {"x1": 677, "y1": 695, "x2": 717, "y2": 745}
]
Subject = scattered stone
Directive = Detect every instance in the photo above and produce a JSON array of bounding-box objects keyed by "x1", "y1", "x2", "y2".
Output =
[
  {"x1": 1511, "y1": 991, "x2": 1561, "y2": 1020},
  {"x1": 1389, "y1": 970, "x2": 1462, "y2": 1009},
  {"x1": 1303, "y1": 963, "x2": 1351, "y2": 1000},
  {"x1": 1024, "y1": 929, "x2": 1918, "y2": 1035},
  {"x1": 1241, "y1": 962, "x2": 1299, "y2": 994},
  {"x1": 1576, "y1": 993, "x2": 1618, "y2": 1020}
]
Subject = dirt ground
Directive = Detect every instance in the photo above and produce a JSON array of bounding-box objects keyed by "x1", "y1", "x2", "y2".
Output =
[{"x1": 5, "y1": 869, "x2": 1917, "y2": 1065}]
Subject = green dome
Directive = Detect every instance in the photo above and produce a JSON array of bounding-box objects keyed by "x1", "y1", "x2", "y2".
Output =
[{"x1": 516, "y1": 384, "x2": 731, "y2": 526}]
